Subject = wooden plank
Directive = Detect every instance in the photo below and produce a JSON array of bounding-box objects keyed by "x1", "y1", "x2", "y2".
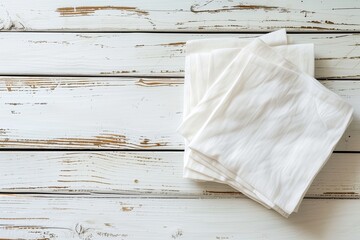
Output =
[
  {"x1": 0, "y1": 0, "x2": 359, "y2": 32},
  {"x1": 0, "y1": 78, "x2": 359, "y2": 150},
  {"x1": 0, "y1": 77, "x2": 183, "y2": 149},
  {"x1": 0, "y1": 33, "x2": 358, "y2": 79},
  {"x1": 0, "y1": 195, "x2": 358, "y2": 239},
  {"x1": 0, "y1": 152, "x2": 359, "y2": 199}
]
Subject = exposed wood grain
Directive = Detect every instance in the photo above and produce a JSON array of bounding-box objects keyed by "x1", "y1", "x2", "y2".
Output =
[
  {"x1": 0, "y1": 78, "x2": 359, "y2": 150},
  {"x1": 0, "y1": 33, "x2": 358, "y2": 79},
  {"x1": 0, "y1": 0, "x2": 358, "y2": 237},
  {"x1": 0, "y1": 152, "x2": 359, "y2": 199},
  {"x1": 0, "y1": 195, "x2": 358, "y2": 239},
  {"x1": 0, "y1": 0, "x2": 359, "y2": 32},
  {"x1": 0, "y1": 76, "x2": 183, "y2": 149}
]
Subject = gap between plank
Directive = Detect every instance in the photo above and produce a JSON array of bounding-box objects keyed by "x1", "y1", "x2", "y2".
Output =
[
  {"x1": 0, "y1": 74, "x2": 359, "y2": 81},
  {"x1": 0, "y1": 30, "x2": 359, "y2": 34},
  {"x1": 0, "y1": 192, "x2": 357, "y2": 200},
  {"x1": 0, "y1": 74, "x2": 184, "y2": 79},
  {"x1": 0, "y1": 149, "x2": 358, "y2": 153}
]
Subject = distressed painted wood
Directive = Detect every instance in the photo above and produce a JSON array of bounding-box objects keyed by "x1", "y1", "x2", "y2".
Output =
[
  {"x1": 0, "y1": 33, "x2": 358, "y2": 79},
  {"x1": 0, "y1": 195, "x2": 358, "y2": 239},
  {"x1": 0, "y1": 0, "x2": 359, "y2": 32},
  {"x1": 0, "y1": 78, "x2": 359, "y2": 150},
  {"x1": 0, "y1": 77, "x2": 183, "y2": 149},
  {"x1": 0, "y1": 152, "x2": 359, "y2": 199},
  {"x1": 0, "y1": 0, "x2": 358, "y2": 238}
]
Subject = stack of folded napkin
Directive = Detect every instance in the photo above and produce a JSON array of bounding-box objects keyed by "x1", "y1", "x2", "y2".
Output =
[{"x1": 177, "y1": 29, "x2": 353, "y2": 217}]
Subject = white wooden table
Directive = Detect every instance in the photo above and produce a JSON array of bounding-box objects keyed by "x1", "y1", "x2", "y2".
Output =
[{"x1": 0, "y1": 1, "x2": 359, "y2": 239}]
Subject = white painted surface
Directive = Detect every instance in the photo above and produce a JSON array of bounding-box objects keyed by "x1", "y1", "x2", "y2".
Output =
[
  {"x1": 0, "y1": 195, "x2": 359, "y2": 240},
  {"x1": 0, "y1": 77, "x2": 182, "y2": 149},
  {"x1": 0, "y1": 33, "x2": 358, "y2": 78},
  {"x1": 0, "y1": 152, "x2": 358, "y2": 198},
  {"x1": 0, "y1": 0, "x2": 359, "y2": 31}
]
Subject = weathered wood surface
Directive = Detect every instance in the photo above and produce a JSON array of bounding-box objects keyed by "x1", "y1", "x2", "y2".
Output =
[
  {"x1": 0, "y1": 152, "x2": 359, "y2": 199},
  {"x1": 0, "y1": 78, "x2": 359, "y2": 150},
  {"x1": 0, "y1": 33, "x2": 359, "y2": 79},
  {"x1": 0, "y1": 195, "x2": 358, "y2": 240},
  {"x1": 0, "y1": 0, "x2": 359, "y2": 237},
  {"x1": 0, "y1": 0, "x2": 359, "y2": 32},
  {"x1": 0, "y1": 76, "x2": 182, "y2": 149}
]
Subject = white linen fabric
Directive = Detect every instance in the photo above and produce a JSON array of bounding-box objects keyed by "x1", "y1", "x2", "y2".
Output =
[
  {"x1": 183, "y1": 30, "x2": 290, "y2": 183},
  {"x1": 178, "y1": 29, "x2": 353, "y2": 217},
  {"x1": 182, "y1": 30, "x2": 313, "y2": 214}
]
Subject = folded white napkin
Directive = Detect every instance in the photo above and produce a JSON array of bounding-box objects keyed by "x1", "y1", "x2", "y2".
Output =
[
  {"x1": 183, "y1": 30, "x2": 290, "y2": 183},
  {"x1": 178, "y1": 30, "x2": 353, "y2": 217},
  {"x1": 182, "y1": 29, "x2": 313, "y2": 213}
]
